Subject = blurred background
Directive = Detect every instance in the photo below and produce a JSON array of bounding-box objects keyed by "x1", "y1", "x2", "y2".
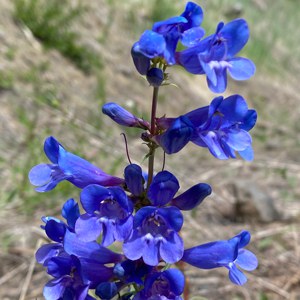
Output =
[{"x1": 0, "y1": 0, "x2": 299, "y2": 299}]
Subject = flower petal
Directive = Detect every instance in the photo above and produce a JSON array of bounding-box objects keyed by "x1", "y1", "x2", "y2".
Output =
[
  {"x1": 148, "y1": 171, "x2": 180, "y2": 206},
  {"x1": 228, "y1": 264, "x2": 248, "y2": 285},
  {"x1": 228, "y1": 57, "x2": 256, "y2": 80},
  {"x1": 75, "y1": 214, "x2": 103, "y2": 242},
  {"x1": 160, "y1": 232, "x2": 183, "y2": 264},
  {"x1": 236, "y1": 249, "x2": 258, "y2": 271},
  {"x1": 171, "y1": 183, "x2": 212, "y2": 210}
]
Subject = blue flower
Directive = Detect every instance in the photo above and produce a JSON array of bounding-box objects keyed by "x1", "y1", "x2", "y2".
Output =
[
  {"x1": 123, "y1": 206, "x2": 184, "y2": 266},
  {"x1": 124, "y1": 164, "x2": 145, "y2": 196},
  {"x1": 133, "y1": 269, "x2": 184, "y2": 300},
  {"x1": 114, "y1": 259, "x2": 153, "y2": 285},
  {"x1": 75, "y1": 184, "x2": 133, "y2": 246},
  {"x1": 155, "y1": 116, "x2": 195, "y2": 154},
  {"x1": 102, "y1": 103, "x2": 149, "y2": 129},
  {"x1": 43, "y1": 254, "x2": 94, "y2": 300},
  {"x1": 156, "y1": 95, "x2": 257, "y2": 160},
  {"x1": 177, "y1": 19, "x2": 255, "y2": 93},
  {"x1": 36, "y1": 199, "x2": 80, "y2": 266},
  {"x1": 131, "y1": 2, "x2": 204, "y2": 73},
  {"x1": 182, "y1": 231, "x2": 258, "y2": 285},
  {"x1": 186, "y1": 95, "x2": 257, "y2": 160},
  {"x1": 29, "y1": 136, "x2": 124, "y2": 192},
  {"x1": 125, "y1": 166, "x2": 211, "y2": 211}
]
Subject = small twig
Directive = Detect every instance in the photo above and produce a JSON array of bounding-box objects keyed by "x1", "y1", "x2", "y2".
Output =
[
  {"x1": 248, "y1": 274, "x2": 290, "y2": 299},
  {"x1": 19, "y1": 239, "x2": 43, "y2": 300},
  {"x1": 0, "y1": 262, "x2": 27, "y2": 286}
]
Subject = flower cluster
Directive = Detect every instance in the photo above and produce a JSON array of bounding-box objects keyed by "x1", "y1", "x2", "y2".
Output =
[{"x1": 30, "y1": 2, "x2": 258, "y2": 299}]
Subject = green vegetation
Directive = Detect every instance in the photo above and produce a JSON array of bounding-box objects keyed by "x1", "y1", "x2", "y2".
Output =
[{"x1": 14, "y1": 0, "x2": 102, "y2": 73}]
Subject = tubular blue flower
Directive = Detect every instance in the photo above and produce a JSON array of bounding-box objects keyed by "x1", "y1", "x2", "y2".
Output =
[
  {"x1": 146, "y1": 67, "x2": 164, "y2": 87},
  {"x1": 102, "y1": 102, "x2": 149, "y2": 129},
  {"x1": 133, "y1": 269, "x2": 184, "y2": 300},
  {"x1": 124, "y1": 164, "x2": 145, "y2": 196},
  {"x1": 158, "y1": 95, "x2": 257, "y2": 160},
  {"x1": 114, "y1": 259, "x2": 153, "y2": 285},
  {"x1": 29, "y1": 136, "x2": 124, "y2": 192},
  {"x1": 155, "y1": 115, "x2": 195, "y2": 154},
  {"x1": 182, "y1": 231, "x2": 258, "y2": 285},
  {"x1": 123, "y1": 206, "x2": 184, "y2": 266},
  {"x1": 177, "y1": 19, "x2": 256, "y2": 93},
  {"x1": 186, "y1": 95, "x2": 257, "y2": 160},
  {"x1": 36, "y1": 199, "x2": 80, "y2": 265},
  {"x1": 147, "y1": 171, "x2": 180, "y2": 206},
  {"x1": 75, "y1": 185, "x2": 133, "y2": 246},
  {"x1": 170, "y1": 183, "x2": 212, "y2": 210},
  {"x1": 131, "y1": 2, "x2": 204, "y2": 72},
  {"x1": 43, "y1": 254, "x2": 94, "y2": 300}
]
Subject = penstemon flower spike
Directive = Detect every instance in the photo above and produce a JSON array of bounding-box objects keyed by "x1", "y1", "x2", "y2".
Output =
[{"x1": 30, "y1": 2, "x2": 258, "y2": 299}]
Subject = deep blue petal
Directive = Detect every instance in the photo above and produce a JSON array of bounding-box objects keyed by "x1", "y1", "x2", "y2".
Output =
[
  {"x1": 182, "y1": 237, "x2": 239, "y2": 269},
  {"x1": 44, "y1": 136, "x2": 61, "y2": 163},
  {"x1": 61, "y1": 198, "x2": 80, "y2": 229},
  {"x1": 58, "y1": 149, "x2": 124, "y2": 188},
  {"x1": 153, "y1": 16, "x2": 187, "y2": 34},
  {"x1": 45, "y1": 219, "x2": 66, "y2": 242},
  {"x1": 133, "y1": 206, "x2": 156, "y2": 228},
  {"x1": 80, "y1": 184, "x2": 110, "y2": 214},
  {"x1": 158, "y1": 207, "x2": 183, "y2": 232},
  {"x1": 156, "y1": 116, "x2": 195, "y2": 154},
  {"x1": 146, "y1": 67, "x2": 164, "y2": 87},
  {"x1": 162, "y1": 269, "x2": 185, "y2": 296},
  {"x1": 240, "y1": 109, "x2": 257, "y2": 131},
  {"x1": 236, "y1": 230, "x2": 251, "y2": 248},
  {"x1": 219, "y1": 19, "x2": 250, "y2": 58},
  {"x1": 137, "y1": 30, "x2": 166, "y2": 58},
  {"x1": 131, "y1": 43, "x2": 150, "y2": 75},
  {"x1": 95, "y1": 282, "x2": 118, "y2": 299},
  {"x1": 47, "y1": 256, "x2": 72, "y2": 278},
  {"x1": 124, "y1": 164, "x2": 144, "y2": 196},
  {"x1": 108, "y1": 186, "x2": 133, "y2": 213},
  {"x1": 148, "y1": 171, "x2": 180, "y2": 206},
  {"x1": 181, "y1": 2, "x2": 203, "y2": 29},
  {"x1": 171, "y1": 183, "x2": 212, "y2": 210},
  {"x1": 218, "y1": 94, "x2": 248, "y2": 122}
]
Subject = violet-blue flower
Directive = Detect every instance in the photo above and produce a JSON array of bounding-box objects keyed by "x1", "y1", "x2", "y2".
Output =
[
  {"x1": 75, "y1": 184, "x2": 133, "y2": 246},
  {"x1": 29, "y1": 136, "x2": 124, "y2": 192},
  {"x1": 186, "y1": 94, "x2": 257, "y2": 160},
  {"x1": 131, "y1": 1, "x2": 204, "y2": 72},
  {"x1": 102, "y1": 102, "x2": 149, "y2": 129},
  {"x1": 177, "y1": 19, "x2": 255, "y2": 93},
  {"x1": 43, "y1": 253, "x2": 95, "y2": 300},
  {"x1": 36, "y1": 198, "x2": 80, "y2": 265},
  {"x1": 182, "y1": 230, "x2": 258, "y2": 285},
  {"x1": 133, "y1": 269, "x2": 184, "y2": 300},
  {"x1": 123, "y1": 206, "x2": 184, "y2": 266},
  {"x1": 157, "y1": 94, "x2": 257, "y2": 160}
]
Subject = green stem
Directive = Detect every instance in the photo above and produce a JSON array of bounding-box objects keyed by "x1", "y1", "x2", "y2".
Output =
[{"x1": 146, "y1": 87, "x2": 159, "y2": 190}]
